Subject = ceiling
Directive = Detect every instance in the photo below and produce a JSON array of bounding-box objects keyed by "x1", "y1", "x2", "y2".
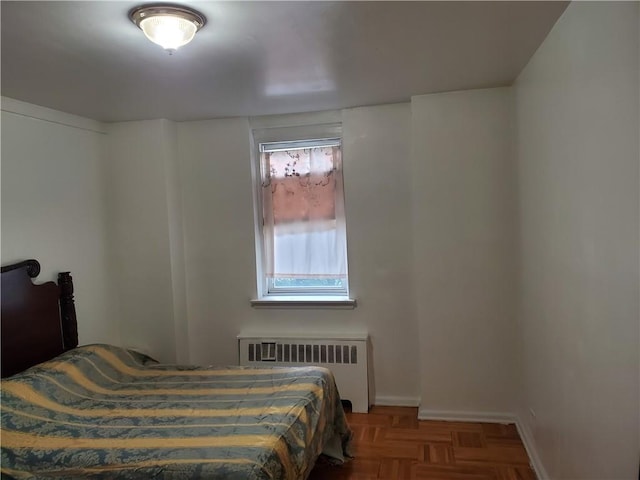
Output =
[{"x1": 1, "y1": 1, "x2": 568, "y2": 123}]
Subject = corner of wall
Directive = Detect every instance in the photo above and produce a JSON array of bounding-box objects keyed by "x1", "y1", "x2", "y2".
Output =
[
  {"x1": 1, "y1": 96, "x2": 107, "y2": 134},
  {"x1": 515, "y1": 414, "x2": 550, "y2": 480}
]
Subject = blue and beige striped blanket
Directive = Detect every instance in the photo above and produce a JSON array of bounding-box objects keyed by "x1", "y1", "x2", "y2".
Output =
[{"x1": 1, "y1": 344, "x2": 352, "y2": 479}]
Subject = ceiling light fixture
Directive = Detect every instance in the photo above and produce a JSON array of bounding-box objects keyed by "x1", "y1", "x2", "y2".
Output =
[{"x1": 129, "y1": 4, "x2": 206, "y2": 53}]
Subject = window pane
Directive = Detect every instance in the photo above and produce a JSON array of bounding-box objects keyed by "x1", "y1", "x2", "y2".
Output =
[
  {"x1": 273, "y1": 227, "x2": 345, "y2": 278},
  {"x1": 273, "y1": 278, "x2": 346, "y2": 289},
  {"x1": 256, "y1": 134, "x2": 348, "y2": 297},
  {"x1": 267, "y1": 147, "x2": 335, "y2": 178}
]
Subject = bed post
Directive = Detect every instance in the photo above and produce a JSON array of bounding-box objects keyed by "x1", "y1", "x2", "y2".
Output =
[{"x1": 58, "y1": 272, "x2": 78, "y2": 350}]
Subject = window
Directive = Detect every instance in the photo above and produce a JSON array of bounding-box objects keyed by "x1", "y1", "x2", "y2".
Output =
[{"x1": 252, "y1": 124, "x2": 350, "y2": 302}]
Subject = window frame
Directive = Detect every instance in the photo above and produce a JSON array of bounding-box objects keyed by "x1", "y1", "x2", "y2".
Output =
[{"x1": 251, "y1": 123, "x2": 351, "y2": 303}]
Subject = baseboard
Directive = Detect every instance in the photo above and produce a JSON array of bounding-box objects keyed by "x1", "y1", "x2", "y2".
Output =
[
  {"x1": 374, "y1": 396, "x2": 421, "y2": 407},
  {"x1": 417, "y1": 408, "x2": 516, "y2": 424},
  {"x1": 515, "y1": 415, "x2": 549, "y2": 480}
]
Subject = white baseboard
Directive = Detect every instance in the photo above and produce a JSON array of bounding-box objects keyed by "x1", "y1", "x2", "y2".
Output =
[
  {"x1": 417, "y1": 408, "x2": 516, "y2": 424},
  {"x1": 374, "y1": 396, "x2": 421, "y2": 407},
  {"x1": 515, "y1": 415, "x2": 549, "y2": 480}
]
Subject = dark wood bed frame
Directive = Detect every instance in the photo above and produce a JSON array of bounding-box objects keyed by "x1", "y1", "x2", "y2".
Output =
[{"x1": 1, "y1": 259, "x2": 78, "y2": 378}]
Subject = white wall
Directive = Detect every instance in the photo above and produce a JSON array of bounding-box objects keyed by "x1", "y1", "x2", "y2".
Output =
[
  {"x1": 411, "y1": 88, "x2": 517, "y2": 418},
  {"x1": 162, "y1": 121, "x2": 190, "y2": 364},
  {"x1": 1, "y1": 98, "x2": 120, "y2": 346},
  {"x1": 105, "y1": 120, "x2": 182, "y2": 362},
  {"x1": 102, "y1": 94, "x2": 518, "y2": 413},
  {"x1": 342, "y1": 104, "x2": 420, "y2": 404},
  {"x1": 177, "y1": 117, "x2": 256, "y2": 367},
  {"x1": 514, "y1": 2, "x2": 639, "y2": 479},
  {"x1": 100, "y1": 95, "x2": 515, "y2": 412},
  {"x1": 175, "y1": 105, "x2": 421, "y2": 403}
]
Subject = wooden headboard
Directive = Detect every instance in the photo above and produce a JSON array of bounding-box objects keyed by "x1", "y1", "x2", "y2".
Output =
[{"x1": 1, "y1": 259, "x2": 78, "y2": 378}]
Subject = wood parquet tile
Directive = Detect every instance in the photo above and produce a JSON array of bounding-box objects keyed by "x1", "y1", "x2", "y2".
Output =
[{"x1": 308, "y1": 406, "x2": 536, "y2": 480}]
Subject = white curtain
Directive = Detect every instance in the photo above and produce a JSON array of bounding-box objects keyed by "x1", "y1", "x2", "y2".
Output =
[{"x1": 261, "y1": 145, "x2": 347, "y2": 281}]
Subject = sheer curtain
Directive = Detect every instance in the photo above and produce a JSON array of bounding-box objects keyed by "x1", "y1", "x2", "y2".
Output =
[{"x1": 261, "y1": 145, "x2": 347, "y2": 284}]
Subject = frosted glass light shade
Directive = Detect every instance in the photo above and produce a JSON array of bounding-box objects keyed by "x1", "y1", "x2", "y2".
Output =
[
  {"x1": 130, "y1": 5, "x2": 206, "y2": 52},
  {"x1": 139, "y1": 16, "x2": 197, "y2": 50}
]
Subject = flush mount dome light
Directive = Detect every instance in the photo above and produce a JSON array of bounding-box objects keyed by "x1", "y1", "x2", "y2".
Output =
[{"x1": 130, "y1": 4, "x2": 206, "y2": 53}]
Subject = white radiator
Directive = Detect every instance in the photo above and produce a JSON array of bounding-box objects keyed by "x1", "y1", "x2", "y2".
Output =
[{"x1": 238, "y1": 332, "x2": 369, "y2": 413}]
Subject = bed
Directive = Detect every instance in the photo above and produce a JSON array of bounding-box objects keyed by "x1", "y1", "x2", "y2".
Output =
[{"x1": 0, "y1": 259, "x2": 352, "y2": 479}]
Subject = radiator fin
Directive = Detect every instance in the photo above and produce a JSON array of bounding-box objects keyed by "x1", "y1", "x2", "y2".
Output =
[
  {"x1": 248, "y1": 342, "x2": 359, "y2": 364},
  {"x1": 239, "y1": 336, "x2": 369, "y2": 413}
]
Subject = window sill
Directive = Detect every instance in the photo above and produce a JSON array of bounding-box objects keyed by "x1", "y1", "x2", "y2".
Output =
[{"x1": 250, "y1": 296, "x2": 357, "y2": 309}]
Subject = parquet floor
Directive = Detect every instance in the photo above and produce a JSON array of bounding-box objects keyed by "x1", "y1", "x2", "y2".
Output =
[{"x1": 308, "y1": 406, "x2": 536, "y2": 480}]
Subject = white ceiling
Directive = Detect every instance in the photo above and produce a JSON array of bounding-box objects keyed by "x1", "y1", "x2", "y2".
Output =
[{"x1": 1, "y1": 1, "x2": 568, "y2": 122}]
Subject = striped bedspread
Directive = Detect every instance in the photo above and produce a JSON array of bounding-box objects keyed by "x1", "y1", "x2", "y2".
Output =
[{"x1": 1, "y1": 344, "x2": 352, "y2": 479}]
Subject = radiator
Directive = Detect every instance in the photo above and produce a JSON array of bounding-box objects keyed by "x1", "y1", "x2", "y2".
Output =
[{"x1": 238, "y1": 333, "x2": 369, "y2": 413}]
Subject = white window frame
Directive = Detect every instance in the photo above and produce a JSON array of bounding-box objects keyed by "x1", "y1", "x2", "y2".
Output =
[{"x1": 250, "y1": 123, "x2": 353, "y2": 306}]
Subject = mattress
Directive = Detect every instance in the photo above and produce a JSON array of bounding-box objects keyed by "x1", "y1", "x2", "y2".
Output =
[{"x1": 1, "y1": 344, "x2": 351, "y2": 479}]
